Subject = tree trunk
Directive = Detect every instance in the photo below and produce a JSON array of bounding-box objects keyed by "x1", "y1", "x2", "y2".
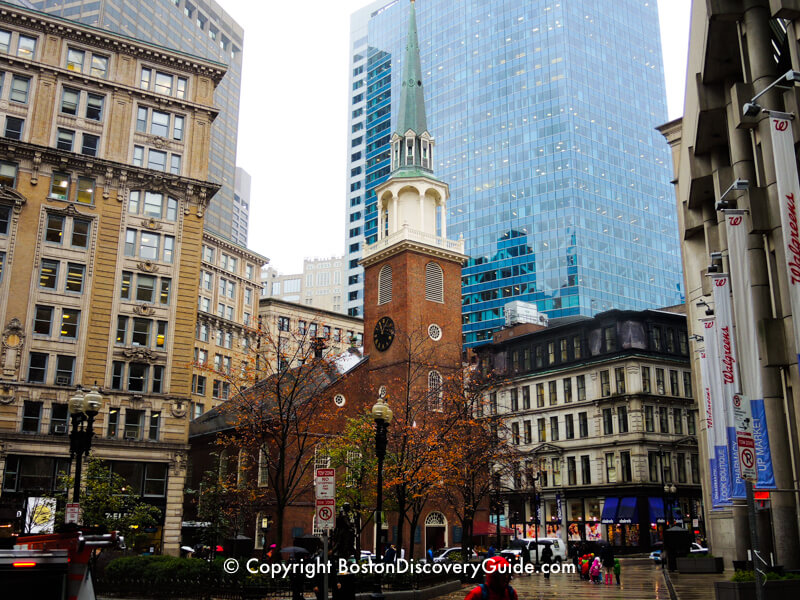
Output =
[
  {"x1": 395, "y1": 493, "x2": 407, "y2": 560},
  {"x1": 408, "y1": 512, "x2": 421, "y2": 560}
]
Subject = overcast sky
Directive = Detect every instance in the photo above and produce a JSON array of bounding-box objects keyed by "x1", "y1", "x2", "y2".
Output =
[{"x1": 221, "y1": 0, "x2": 692, "y2": 273}]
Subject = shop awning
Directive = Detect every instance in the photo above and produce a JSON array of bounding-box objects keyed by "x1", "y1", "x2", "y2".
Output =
[
  {"x1": 472, "y1": 521, "x2": 515, "y2": 536},
  {"x1": 648, "y1": 497, "x2": 665, "y2": 524},
  {"x1": 617, "y1": 497, "x2": 638, "y2": 524},
  {"x1": 601, "y1": 497, "x2": 619, "y2": 524}
]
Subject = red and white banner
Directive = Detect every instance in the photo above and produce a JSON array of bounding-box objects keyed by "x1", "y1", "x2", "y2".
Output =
[
  {"x1": 725, "y1": 211, "x2": 761, "y2": 399},
  {"x1": 769, "y1": 113, "x2": 800, "y2": 370},
  {"x1": 700, "y1": 317, "x2": 730, "y2": 505},
  {"x1": 710, "y1": 274, "x2": 747, "y2": 494}
]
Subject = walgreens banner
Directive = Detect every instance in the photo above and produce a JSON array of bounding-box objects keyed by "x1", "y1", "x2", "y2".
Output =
[
  {"x1": 724, "y1": 211, "x2": 775, "y2": 487},
  {"x1": 769, "y1": 113, "x2": 800, "y2": 370},
  {"x1": 710, "y1": 274, "x2": 746, "y2": 499},
  {"x1": 700, "y1": 317, "x2": 731, "y2": 506},
  {"x1": 698, "y1": 343, "x2": 721, "y2": 508}
]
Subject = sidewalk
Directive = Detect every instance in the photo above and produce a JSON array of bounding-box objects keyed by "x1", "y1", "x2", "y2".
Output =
[{"x1": 663, "y1": 567, "x2": 728, "y2": 600}]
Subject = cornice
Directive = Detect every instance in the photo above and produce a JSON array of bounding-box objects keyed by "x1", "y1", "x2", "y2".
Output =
[
  {"x1": 0, "y1": 54, "x2": 221, "y2": 120},
  {"x1": 0, "y1": 6, "x2": 226, "y2": 83},
  {"x1": 196, "y1": 311, "x2": 251, "y2": 335},
  {"x1": 360, "y1": 239, "x2": 466, "y2": 269},
  {"x1": 2, "y1": 138, "x2": 220, "y2": 208},
  {"x1": 202, "y1": 231, "x2": 268, "y2": 265}
]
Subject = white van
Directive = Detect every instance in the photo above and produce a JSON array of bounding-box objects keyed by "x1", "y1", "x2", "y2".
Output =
[{"x1": 509, "y1": 537, "x2": 567, "y2": 563}]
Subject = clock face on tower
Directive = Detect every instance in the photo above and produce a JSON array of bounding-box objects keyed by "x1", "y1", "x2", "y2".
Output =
[{"x1": 373, "y1": 316, "x2": 395, "y2": 352}]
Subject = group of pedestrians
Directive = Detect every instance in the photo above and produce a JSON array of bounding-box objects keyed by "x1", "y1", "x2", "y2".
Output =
[{"x1": 570, "y1": 543, "x2": 621, "y2": 585}]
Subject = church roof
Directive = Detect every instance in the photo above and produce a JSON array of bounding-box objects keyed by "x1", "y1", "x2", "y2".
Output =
[{"x1": 395, "y1": 0, "x2": 428, "y2": 138}]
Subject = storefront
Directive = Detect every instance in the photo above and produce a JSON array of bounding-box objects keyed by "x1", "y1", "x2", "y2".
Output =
[
  {"x1": 565, "y1": 497, "x2": 602, "y2": 543},
  {"x1": 603, "y1": 497, "x2": 640, "y2": 547}
]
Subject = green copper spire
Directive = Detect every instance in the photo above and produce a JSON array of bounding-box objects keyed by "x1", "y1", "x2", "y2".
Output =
[{"x1": 396, "y1": 0, "x2": 427, "y2": 136}]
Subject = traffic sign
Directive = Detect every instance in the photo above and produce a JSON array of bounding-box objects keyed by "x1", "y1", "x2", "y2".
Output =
[
  {"x1": 737, "y1": 432, "x2": 757, "y2": 481},
  {"x1": 65, "y1": 503, "x2": 80, "y2": 524},
  {"x1": 316, "y1": 468, "x2": 335, "y2": 500},
  {"x1": 316, "y1": 499, "x2": 335, "y2": 529},
  {"x1": 732, "y1": 393, "x2": 753, "y2": 436}
]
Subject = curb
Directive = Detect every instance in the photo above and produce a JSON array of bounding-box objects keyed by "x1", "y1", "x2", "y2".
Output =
[
  {"x1": 662, "y1": 568, "x2": 678, "y2": 600},
  {"x1": 355, "y1": 580, "x2": 463, "y2": 600}
]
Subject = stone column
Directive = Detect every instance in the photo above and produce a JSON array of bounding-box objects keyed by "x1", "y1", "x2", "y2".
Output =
[{"x1": 742, "y1": 0, "x2": 800, "y2": 568}]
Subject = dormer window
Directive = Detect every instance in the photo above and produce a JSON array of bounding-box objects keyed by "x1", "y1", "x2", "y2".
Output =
[
  {"x1": 406, "y1": 137, "x2": 414, "y2": 164},
  {"x1": 392, "y1": 140, "x2": 400, "y2": 170},
  {"x1": 421, "y1": 140, "x2": 429, "y2": 168}
]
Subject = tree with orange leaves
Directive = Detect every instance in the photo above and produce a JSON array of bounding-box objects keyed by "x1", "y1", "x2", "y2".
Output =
[
  {"x1": 438, "y1": 364, "x2": 513, "y2": 558},
  {"x1": 196, "y1": 316, "x2": 354, "y2": 552},
  {"x1": 375, "y1": 328, "x2": 467, "y2": 559}
]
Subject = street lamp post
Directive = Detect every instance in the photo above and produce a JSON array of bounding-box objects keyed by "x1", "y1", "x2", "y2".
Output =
[
  {"x1": 491, "y1": 492, "x2": 502, "y2": 549},
  {"x1": 528, "y1": 471, "x2": 541, "y2": 565},
  {"x1": 512, "y1": 511, "x2": 519, "y2": 540},
  {"x1": 371, "y1": 396, "x2": 392, "y2": 600},
  {"x1": 68, "y1": 384, "x2": 102, "y2": 505}
]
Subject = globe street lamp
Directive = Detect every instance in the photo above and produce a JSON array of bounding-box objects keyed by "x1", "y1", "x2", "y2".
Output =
[
  {"x1": 69, "y1": 384, "x2": 102, "y2": 504},
  {"x1": 371, "y1": 395, "x2": 393, "y2": 559},
  {"x1": 664, "y1": 483, "x2": 677, "y2": 527}
]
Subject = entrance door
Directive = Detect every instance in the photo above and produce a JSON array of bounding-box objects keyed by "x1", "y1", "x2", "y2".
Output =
[{"x1": 424, "y1": 511, "x2": 448, "y2": 550}]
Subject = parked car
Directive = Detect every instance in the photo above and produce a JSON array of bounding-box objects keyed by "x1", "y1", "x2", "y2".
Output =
[
  {"x1": 431, "y1": 547, "x2": 478, "y2": 563},
  {"x1": 508, "y1": 537, "x2": 567, "y2": 563},
  {"x1": 690, "y1": 542, "x2": 709, "y2": 554}
]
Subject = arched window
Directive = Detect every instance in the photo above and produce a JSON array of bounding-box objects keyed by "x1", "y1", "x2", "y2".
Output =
[
  {"x1": 378, "y1": 264, "x2": 392, "y2": 305},
  {"x1": 425, "y1": 262, "x2": 444, "y2": 303},
  {"x1": 428, "y1": 370, "x2": 443, "y2": 411}
]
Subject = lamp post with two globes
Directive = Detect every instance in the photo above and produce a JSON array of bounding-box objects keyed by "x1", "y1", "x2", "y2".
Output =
[
  {"x1": 371, "y1": 394, "x2": 393, "y2": 600},
  {"x1": 68, "y1": 384, "x2": 103, "y2": 504}
]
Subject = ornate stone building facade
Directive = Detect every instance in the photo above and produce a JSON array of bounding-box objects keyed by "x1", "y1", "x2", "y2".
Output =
[
  {"x1": 0, "y1": 4, "x2": 223, "y2": 554},
  {"x1": 476, "y1": 307, "x2": 703, "y2": 553},
  {"x1": 658, "y1": 0, "x2": 800, "y2": 570},
  {"x1": 191, "y1": 232, "x2": 266, "y2": 418},
  {"x1": 257, "y1": 297, "x2": 364, "y2": 374}
]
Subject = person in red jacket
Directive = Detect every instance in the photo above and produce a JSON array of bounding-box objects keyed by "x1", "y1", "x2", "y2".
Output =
[{"x1": 464, "y1": 556, "x2": 517, "y2": 600}]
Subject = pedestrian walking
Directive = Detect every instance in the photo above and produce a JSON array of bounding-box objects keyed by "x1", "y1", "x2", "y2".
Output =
[
  {"x1": 463, "y1": 556, "x2": 517, "y2": 600},
  {"x1": 590, "y1": 557, "x2": 601, "y2": 584},
  {"x1": 600, "y1": 544, "x2": 615, "y2": 585},
  {"x1": 289, "y1": 558, "x2": 305, "y2": 600},
  {"x1": 384, "y1": 544, "x2": 396, "y2": 563},
  {"x1": 540, "y1": 544, "x2": 554, "y2": 580},
  {"x1": 613, "y1": 558, "x2": 621, "y2": 585}
]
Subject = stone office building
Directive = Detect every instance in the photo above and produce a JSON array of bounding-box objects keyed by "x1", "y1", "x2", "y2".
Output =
[
  {"x1": 475, "y1": 307, "x2": 703, "y2": 552},
  {"x1": 657, "y1": 0, "x2": 800, "y2": 571},
  {"x1": 0, "y1": 3, "x2": 223, "y2": 554}
]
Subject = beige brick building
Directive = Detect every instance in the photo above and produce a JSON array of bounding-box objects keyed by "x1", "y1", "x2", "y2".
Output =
[
  {"x1": 191, "y1": 232, "x2": 267, "y2": 417},
  {"x1": 257, "y1": 298, "x2": 363, "y2": 372},
  {"x1": 0, "y1": 4, "x2": 224, "y2": 554}
]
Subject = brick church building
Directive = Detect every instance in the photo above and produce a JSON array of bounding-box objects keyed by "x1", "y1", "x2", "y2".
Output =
[{"x1": 184, "y1": 0, "x2": 502, "y2": 559}]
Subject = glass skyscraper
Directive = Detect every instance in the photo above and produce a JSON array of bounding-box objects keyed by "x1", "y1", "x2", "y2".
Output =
[
  {"x1": 344, "y1": 0, "x2": 682, "y2": 347},
  {"x1": 27, "y1": 0, "x2": 247, "y2": 246}
]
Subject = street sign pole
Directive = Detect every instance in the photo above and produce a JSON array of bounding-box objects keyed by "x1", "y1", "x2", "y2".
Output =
[
  {"x1": 746, "y1": 481, "x2": 765, "y2": 600},
  {"x1": 322, "y1": 531, "x2": 328, "y2": 600},
  {"x1": 315, "y1": 468, "x2": 335, "y2": 600}
]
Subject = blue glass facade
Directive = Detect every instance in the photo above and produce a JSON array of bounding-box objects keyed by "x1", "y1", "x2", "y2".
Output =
[{"x1": 347, "y1": 0, "x2": 682, "y2": 346}]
